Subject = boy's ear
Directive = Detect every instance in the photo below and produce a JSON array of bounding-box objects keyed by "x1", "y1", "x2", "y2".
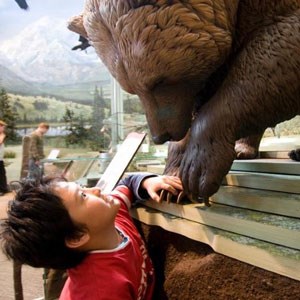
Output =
[{"x1": 65, "y1": 232, "x2": 90, "y2": 249}]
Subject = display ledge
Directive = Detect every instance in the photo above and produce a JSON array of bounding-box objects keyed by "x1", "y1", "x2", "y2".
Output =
[
  {"x1": 230, "y1": 159, "x2": 300, "y2": 175},
  {"x1": 211, "y1": 184, "x2": 300, "y2": 218},
  {"x1": 131, "y1": 206, "x2": 300, "y2": 281},
  {"x1": 147, "y1": 158, "x2": 300, "y2": 176},
  {"x1": 141, "y1": 200, "x2": 300, "y2": 251},
  {"x1": 223, "y1": 171, "x2": 300, "y2": 194}
]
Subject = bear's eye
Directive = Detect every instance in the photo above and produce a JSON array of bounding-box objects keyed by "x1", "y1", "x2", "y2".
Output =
[{"x1": 150, "y1": 77, "x2": 166, "y2": 90}]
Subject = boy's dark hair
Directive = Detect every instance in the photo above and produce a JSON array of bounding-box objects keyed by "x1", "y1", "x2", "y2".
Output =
[{"x1": 0, "y1": 178, "x2": 87, "y2": 269}]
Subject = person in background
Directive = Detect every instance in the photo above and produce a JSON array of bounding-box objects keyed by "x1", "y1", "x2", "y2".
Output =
[
  {"x1": 0, "y1": 120, "x2": 9, "y2": 196},
  {"x1": 1, "y1": 173, "x2": 182, "y2": 299},
  {"x1": 28, "y1": 122, "x2": 49, "y2": 180}
]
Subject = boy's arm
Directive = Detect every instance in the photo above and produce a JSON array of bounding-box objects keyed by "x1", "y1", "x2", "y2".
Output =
[
  {"x1": 140, "y1": 175, "x2": 183, "y2": 202},
  {"x1": 117, "y1": 173, "x2": 157, "y2": 203},
  {"x1": 115, "y1": 173, "x2": 183, "y2": 205}
]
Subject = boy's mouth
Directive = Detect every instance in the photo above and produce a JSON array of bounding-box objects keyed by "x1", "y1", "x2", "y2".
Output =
[{"x1": 102, "y1": 195, "x2": 115, "y2": 205}]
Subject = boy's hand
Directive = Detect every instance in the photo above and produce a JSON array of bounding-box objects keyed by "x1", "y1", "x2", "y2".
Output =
[{"x1": 142, "y1": 176, "x2": 183, "y2": 202}]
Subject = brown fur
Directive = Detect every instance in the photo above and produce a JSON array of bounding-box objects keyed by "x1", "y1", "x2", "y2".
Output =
[{"x1": 69, "y1": 0, "x2": 300, "y2": 198}]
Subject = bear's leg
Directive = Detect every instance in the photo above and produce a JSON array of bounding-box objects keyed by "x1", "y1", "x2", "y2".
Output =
[
  {"x1": 235, "y1": 132, "x2": 264, "y2": 159},
  {"x1": 164, "y1": 131, "x2": 190, "y2": 176},
  {"x1": 180, "y1": 12, "x2": 300, "y2": 199}
]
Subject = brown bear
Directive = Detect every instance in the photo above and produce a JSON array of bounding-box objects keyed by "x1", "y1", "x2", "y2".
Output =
[{"x1": 68, "y1": 0, "x2": 300, "y2": 200}]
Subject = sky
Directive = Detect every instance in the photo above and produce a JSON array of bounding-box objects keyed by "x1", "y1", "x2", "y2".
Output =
[{"x1": 0, "y1": 0, "x2": 85, "y2": 40}]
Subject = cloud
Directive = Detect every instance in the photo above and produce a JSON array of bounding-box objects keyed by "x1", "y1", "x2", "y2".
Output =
[
  {"x1": 0, "y1": 0, "x2": 84, "y2": 40},
  {"x1": 0, "y1": 0, "x2": 9, "y2": 9}
]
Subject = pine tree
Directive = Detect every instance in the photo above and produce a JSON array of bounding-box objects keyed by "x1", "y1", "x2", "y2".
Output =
[
  {"x1": 92, "y1": 86, "x2": 106, "y2": 133},
  {"x1": 89, "y1": 86, "x2": 109, "y2": 150},
  {"x1": 0, "y1": 88, "x2": 19, "y2": 142},
  {"x1": 23, "y1": 113, "x2": 28, "y2": 124},
  {"x1": 63, "y1": 107, "x2": 88, "y2": 146}
]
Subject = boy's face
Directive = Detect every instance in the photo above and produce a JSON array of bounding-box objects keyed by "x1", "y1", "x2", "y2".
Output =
[
  {"x1": 0, "y1": 125, "x2": 5, "y2": 133},
  {"x1": 54, "y1": 182, "x2": 121, "y2": 235}
]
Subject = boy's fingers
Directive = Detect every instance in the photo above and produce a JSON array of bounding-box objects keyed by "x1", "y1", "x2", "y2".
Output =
[
  {"x1": 145, "y1": 176, "x2": 183, "y2": 203},
  {"x1": 163, "y1": 176, "x2": 183, "y2": 190},
  {"x1": 161, "y1": 182, "x2": 182, "y2": 196},
  {"x1": 150, "y1": 191, "x2": 160, "y2": 202},
  {"x1": 158, "y1": 190, "x2": 177, "y2": 203},
  {"x1": 162, "y1": 175, "x2": 181, "y2": 183},
  {"x1": 158, "y1": 190, "x2": 167, "y2": 203}
]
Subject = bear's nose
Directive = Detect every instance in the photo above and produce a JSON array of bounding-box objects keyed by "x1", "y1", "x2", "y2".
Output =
[{"x1": 152, "y1": 132, "x2": 172, "y2": 144}]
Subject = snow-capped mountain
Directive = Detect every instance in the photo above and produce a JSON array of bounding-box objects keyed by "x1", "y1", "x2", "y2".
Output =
[
  {"x1": 0, "y1": 64, "x2": 37, "y2": 94},
  {"x1": 0, "y1": 16, "x2": 109, "y2": 85}
]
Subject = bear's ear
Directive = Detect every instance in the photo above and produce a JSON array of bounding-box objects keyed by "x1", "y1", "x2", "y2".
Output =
[
  {"x1": 65, "y1": 232, "x2": 90, "y2": 249},
  {"x1": 68, "y1": 14, "x2": 88, "y2": 38}
]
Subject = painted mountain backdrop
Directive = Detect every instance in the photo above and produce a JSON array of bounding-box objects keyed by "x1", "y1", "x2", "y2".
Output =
[{"x1": 0, "y1": 16, "x2": 110, "y2": 99}]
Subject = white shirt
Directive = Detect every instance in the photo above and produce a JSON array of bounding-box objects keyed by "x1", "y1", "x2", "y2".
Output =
[{"x1": 0, "y1": 143, "x2": 4, "y2": 160}]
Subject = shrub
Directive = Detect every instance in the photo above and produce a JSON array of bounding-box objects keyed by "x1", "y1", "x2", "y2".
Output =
[{"x1": 4, "y1": 151, "x2": 16, "y2": 159}]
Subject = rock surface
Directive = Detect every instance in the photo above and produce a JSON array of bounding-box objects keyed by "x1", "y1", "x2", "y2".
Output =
[{"x1": 135, "y1": 222, "x2": 300, "y2": 300}]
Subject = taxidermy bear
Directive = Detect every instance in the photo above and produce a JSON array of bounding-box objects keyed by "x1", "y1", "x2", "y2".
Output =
[{"x1": 69, "y1": 0, "x2": 300, "y2": 200}]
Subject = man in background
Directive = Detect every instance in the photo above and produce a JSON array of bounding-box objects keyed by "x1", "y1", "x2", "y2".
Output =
[
  {"x1": 28, "y1": 122, "x2": 49, "y2": 181},
  {"x1": 0, "y1": 120, "x2": 9, "y2": 196}
]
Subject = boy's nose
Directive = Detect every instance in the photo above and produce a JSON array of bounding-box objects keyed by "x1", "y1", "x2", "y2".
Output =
[{"x1": 85, "y1": 187, "x2": 102, "y2": 197}]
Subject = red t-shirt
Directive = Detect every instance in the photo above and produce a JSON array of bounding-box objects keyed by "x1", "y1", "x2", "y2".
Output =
[{"x1": 59, "y1": 184, "x2": 155, "y2": 300}]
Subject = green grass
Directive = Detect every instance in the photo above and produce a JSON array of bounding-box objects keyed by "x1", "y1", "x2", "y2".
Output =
[
  {"x1": 9, "y1": 93, "x2": 93, "y2": 123},
  {"x1": 39, "y1": 80, "x2": 111, "y2": 103}
]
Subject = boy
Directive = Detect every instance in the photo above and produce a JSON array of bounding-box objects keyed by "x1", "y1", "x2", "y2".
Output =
[{"x1": 1, "y1": 173, "x2": 182, "y2": 299}]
